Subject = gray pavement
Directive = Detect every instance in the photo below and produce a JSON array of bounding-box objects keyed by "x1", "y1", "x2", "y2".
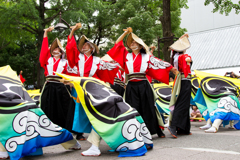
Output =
[{"x1": 21, "y1": 121, "x2": 240, "y2": 160}]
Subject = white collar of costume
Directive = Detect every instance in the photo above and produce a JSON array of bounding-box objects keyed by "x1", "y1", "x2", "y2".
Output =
[
  {"x1": 173, "y1": 53, "x2": 179, "y2": 71},
  {"x1": 78, "y1": 53, "x2": 100, "y2": 77},
  {"x1": 126, "y1": 53, "x2": 149, "y2": 74},
  {"x1": 47, "y1": 57, "x2": 67, "y2": 75}
]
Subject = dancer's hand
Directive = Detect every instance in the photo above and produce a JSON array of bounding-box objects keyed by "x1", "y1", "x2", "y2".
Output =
[
  {"x1": 150, "y1": 46, "x2": 156, "y2": 50},
  {"x1": 171, "y1": 67, "x2": 179, "y2": 76},
  {"x1": 123, "y1": 27, "x2": 132, "y2": 33},
  {"x1": 59, "y1": 78, "x2": 73, "y2": 85},
  {"x1": 116, "y1": 27, "x2": 132, "y2": 44},
  {"x1": 69, "y1": 23, "x2": 81, "y2": 39},
  {"x1": 44, "y1": 26, "x2": 54, "y2": 32},
  {"x1": 180, "y1": 33, "x2": 189, "y2": 39},
  {"x1": 185, "y1": 57, "x2": 191, "y2": 65},
  {"x1": 70, "y1": 23, "x2": 82, "y2": 31},
  {"x1": 43, "y1": 26, "x2": 54, "y2": 38}
]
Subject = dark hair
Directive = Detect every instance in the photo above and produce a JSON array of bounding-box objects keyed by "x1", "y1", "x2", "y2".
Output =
[
  {"x1": 169, "y1": 72, "x2": 175, "y2": 79},
  {"x1": 170, "y1": 50, "x2": 183, "y2": 66},
  {"x1": 140, "y1": 48, "x2": 146, "y2": 54},
  {"x1": 191, "y1": 105, "x2": 198, "y2": 109}
]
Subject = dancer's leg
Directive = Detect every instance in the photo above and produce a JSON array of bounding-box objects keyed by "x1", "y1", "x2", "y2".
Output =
[
  {"x1": 61, "y1": 138, "x2": 81, "y2": 150},
  {"x1": 0, "y1": 142, "x2": 9, "y2": 159},
  {"x1": 81, "y1": 129, "x2": 101, "y2": 156},
  {"x1": 205, "y1": 119, "x2": 223, "y2": 133},
  {"x1": 199, "y1": 119, "x2": 212, "y2": 130}
]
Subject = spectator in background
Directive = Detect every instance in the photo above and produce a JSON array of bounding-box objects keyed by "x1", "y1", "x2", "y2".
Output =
[
  {"x1": 169, "y1": 72, "x2": 175, "y2": 82},
  {"x1": 18, "y1": 70, "x2": 26, "y2": 84},
  {"x1": 190, "y1": 105, "x2": 202, "y2": 122},
  {"x1": 224, "y1": 72, "x2": 239, "y2": 78}
]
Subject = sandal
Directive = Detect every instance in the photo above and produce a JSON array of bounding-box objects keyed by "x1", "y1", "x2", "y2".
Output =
[{"x1": 76, "y1": 134, "x2": 86, "y2": 141}]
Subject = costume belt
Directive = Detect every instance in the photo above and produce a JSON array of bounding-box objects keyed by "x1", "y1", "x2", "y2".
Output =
[
  {"x1": 114, "y1": 78, "x2": 125, "y2": 88},
  {"x1": 39, "y1": 75, "x2": 72, "y2": 105},
  {"x1": 46, "y1": 75, "x2": 62, "y2": 82},
  {"x1": 181, "y1": 73, "x2": 191, "y2": 80},
  {"x1": 127, "y1": 73, "x2": 147, "y2": 81}
]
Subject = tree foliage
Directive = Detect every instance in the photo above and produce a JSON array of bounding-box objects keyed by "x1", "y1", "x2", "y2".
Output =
[
  {"x1": 204, "y1": 0, "x2": 240, "y2": 16},
  {"x1": 0, "y1": 0, "x2": 188, "y2": 86}
]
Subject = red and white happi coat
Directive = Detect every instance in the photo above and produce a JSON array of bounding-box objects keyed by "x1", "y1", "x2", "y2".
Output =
[
  {"x1": 107, "y1": 40, "x2": 173, "y2": 84},
  {"x1": 115, "y1": 69, "x2": 125, "y2": 82},
  {"x1": 18, "y1": 73, "x2": 26, "y2": 83},
  {"x1": 39, "y1": 37, "x2": 68, "y2": 76},
  {"x1": 113, "y1": 69, "x2": 126, "y2": 87},
  {"x1": 66, "y1": 61, "x2": 79, "y2": 77},
  {"x1": 173, "y1": 52, "x2": 192, "y2": 78},
  {"x1": 66, "y1": 36, "x2": 119, "y2": 84}
]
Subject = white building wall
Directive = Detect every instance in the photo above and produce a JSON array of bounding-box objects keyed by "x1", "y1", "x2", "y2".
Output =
[{"x1": 181, "y1": 0, "x2": 240, "y2": 34}]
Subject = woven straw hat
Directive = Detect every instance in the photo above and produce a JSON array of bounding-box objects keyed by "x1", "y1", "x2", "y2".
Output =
[
  {"x1": 101, "y1": 54, "x2": 113, "y2": 62},
  {"x1": 77, "y1": 35, "x2": 99, "y2": 54},
  {"x1": 169, "y1": 35, "x2": 191, "y2": 52},
  {"x1": 50, "y1": 38, "x2": 65, "y2": 55},
  {"x1": 126, "y1": 32, "x2": 150, "y2": 55}
]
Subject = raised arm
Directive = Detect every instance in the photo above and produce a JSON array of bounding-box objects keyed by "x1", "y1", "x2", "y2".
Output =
[
  {"x1": 43, "y1": 26, "x2": 54, "y2": 38},
  {"x1": 150, "y1": 46, "x2": 156, "y2": 55},
  {"x1": 66, "y1": 23, "x2": 82, "y2": 68},
  {"x1": 69, "y1": 23, "x2": 81, "y2": 40},
  {"x1": 39, "y1": 26, "x2": 54, "y2": 67},
  {"x1": 116, "y1": 27, "x2": 132, "y2": 44}
]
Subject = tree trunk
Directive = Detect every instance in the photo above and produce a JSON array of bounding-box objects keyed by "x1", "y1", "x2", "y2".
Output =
[
  {"x1": 37, "y1": 0, "x2": 45, "y2": 89},
  {"x1": 160, "y1": 0, "x2": 172, "y2": 63}
]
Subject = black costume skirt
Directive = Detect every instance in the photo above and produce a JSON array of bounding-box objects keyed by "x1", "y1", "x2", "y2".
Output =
[
  {"x1": 110, "y1": 84, "x2": 125, "y2": 97},
  {"x1": 40, "y1": 82, "x2": 72, "y2": 129},
  {"x1": 171, "y1": 80, "x2": 191, "y2": 133},
  {"x1": 125, "y1": 80, "x2": 161, "y2": 135},
  {"x1": 65, "y1": 97, "x2": 78, "y2": 133}
]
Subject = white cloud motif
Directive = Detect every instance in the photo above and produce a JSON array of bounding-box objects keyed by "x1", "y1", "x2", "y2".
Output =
[
  {"x1": 116, "y1": 119, "x2": 152, "y2": 151},
  {"x1": 202, "y1": 109, "x2": 208, "y2": 116},
  {"x1": 5, "y1": 111, "x2": 63, "y2": 152},
  {"x1": 149, "y1": 56, "x2": 171, "y2": 70},
  {"x1": 210, "y1": 96, "x2": 240, "y2": 116},
  {"x1": 99, "y1": 60, "x2": 117, "y2": 70}
]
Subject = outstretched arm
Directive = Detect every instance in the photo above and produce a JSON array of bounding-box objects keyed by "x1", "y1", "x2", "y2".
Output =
[{"x1": 40, "y1": 26, "x2": 53, "y2": 67}]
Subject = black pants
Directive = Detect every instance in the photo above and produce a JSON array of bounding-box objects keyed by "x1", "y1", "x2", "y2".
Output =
[
  {"x1": 41, "y1": 82, "x2": 72, "y2": 129},
  {"x1": 110, "y1": 84, "x2": 125, "y2": 97},
  {"x1": 125, "y1": 80, "x2": 162, "y2": 135},
  {"x1": 171, "y1": 80, "x2": 191, "y2": 134}
]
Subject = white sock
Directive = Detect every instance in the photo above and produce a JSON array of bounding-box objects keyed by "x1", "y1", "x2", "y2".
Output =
[
  {"x1": 164, "y1": 122, "x2": 169, "y2": 128},
  {"x1": 199, "y1": 124, "x2": 212, "y2": 130},
  {"x1": 0, "y1": 151, "x2": 9, "y2": 159},
  {"x1": 81, "y1": 144, "x2": 101, "y2": 156},
  {"x1": 205, "y1": 127, "x2": 217, "y2": 133},
  {"x1": 69, "y1": 141, "x2": 81, "y2": 150}
]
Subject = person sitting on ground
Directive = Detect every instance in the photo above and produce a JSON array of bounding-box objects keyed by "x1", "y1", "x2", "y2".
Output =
[{"x1": 190, "y1": 105, "x2": 202, "y2": 122}]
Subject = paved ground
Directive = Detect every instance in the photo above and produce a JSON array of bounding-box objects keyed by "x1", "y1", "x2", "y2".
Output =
[{"x1": 21, "y1": 121, "x2": 240, "y2": 160}]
